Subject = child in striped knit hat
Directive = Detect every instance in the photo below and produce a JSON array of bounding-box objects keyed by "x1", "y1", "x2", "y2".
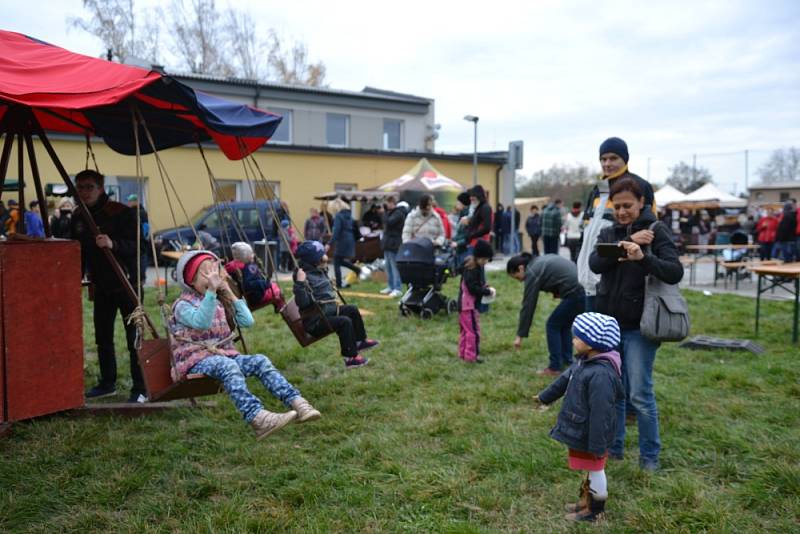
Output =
[{"x1": 534, "y1": 312, "x2": 624, "y2": 522}]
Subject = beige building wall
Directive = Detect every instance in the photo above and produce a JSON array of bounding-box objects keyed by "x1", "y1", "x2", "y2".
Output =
[{"x1": 7, "y1": 137, "x2": 504, "y2": 233}]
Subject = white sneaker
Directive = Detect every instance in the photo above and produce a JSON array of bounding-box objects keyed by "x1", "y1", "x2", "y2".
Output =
[
  {"x1": 250, "y1": 409, "x2": 297, "y2": 440},
  {"x1": 359, "y1": 266, "x2": 371, "y2": 280},
  {"x1": 389, "y1": 289, "x2": 403, "y2": 298},
  {"x1": 379, "y1": 287, "x2": 392, "y2": 295},
  {"x1": 290, "y1": 397, "x2": 321, "y2": 423}
]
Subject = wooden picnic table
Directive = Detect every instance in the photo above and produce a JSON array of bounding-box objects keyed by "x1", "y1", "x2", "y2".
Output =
[
  {"x1": 719, "y1": 259, "x2": 781, "y2": 290},
  {"x1": 686, "y1": 244, "x2": 760, "y2": 287},
  {"x1": 751, "y1": 263, "x2": 800, "y2": 343}
]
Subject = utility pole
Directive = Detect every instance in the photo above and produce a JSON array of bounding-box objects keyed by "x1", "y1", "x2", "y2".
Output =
[
  {"x1": 647, "y1": 157, "x2": 651, "y2": 182},
  {"x1": 744, "y1": 149, "x2": 749, "y2": 191},
  {"x1": 692, "y1": 154, "x2": 697, "y2": 183}
]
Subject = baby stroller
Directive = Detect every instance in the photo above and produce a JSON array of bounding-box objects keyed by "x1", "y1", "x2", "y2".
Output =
[
  {"x1": 396, "y1": 237, "x2": 458, "y2": 319},
  {"x1": 721, "y1": 230, "x2": 751, "y2": 284}
]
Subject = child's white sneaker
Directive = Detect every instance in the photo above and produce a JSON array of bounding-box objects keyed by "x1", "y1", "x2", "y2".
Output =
[
  {"x1": 379, "y1": 287, "x2": 392, "y2": 295},
  {"x1": 290, "y1": 397, "x2": 321, "y2": 423},
  {"x1": 251, "y1": 409, "x2": 297, "y2": 440}
]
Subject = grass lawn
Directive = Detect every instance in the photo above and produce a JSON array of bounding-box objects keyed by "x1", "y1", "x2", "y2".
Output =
[{"x1": 1, "y1": 271, "x2": 799, "y2": 532}]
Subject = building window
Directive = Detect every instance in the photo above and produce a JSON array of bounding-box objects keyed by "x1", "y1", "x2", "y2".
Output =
[
  {"x1": 755, "y1": 192, "x2": 763, "y2": 200},
  {"x1": 269, "y1": 108, "x2": 292, "y2": 143},
  {"x1": 383, "y1": 119, "x2": 403, "y2": 150},
  {"x1": 252, "y1": 180, "x2": 281, "y2": 200},
  {"x1": 326, "y1": 113, "x2": 349, "y2": 147},
  {"x1": 213, "y1": 179, "x2": 241, "y2": 202},
  {"x1": 780, "y1": 192, "x2": 790, "y2": 202}
]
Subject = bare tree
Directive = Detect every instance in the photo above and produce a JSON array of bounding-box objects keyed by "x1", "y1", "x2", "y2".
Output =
[
  {"x1": 225, "y1": 10, "x2": 267, "y2": 80},
  {"x1": 267, "y1": 30, "x2": 327, "y2": 87},
  {"x1": 666, "y1": 161, "x2": 713, "y2": 193},
  {"x1": 68, "y1": 0, "x2": 161, "y2": 64},
  {"x1": 517, "y1": 164, "x2": 596, "y2": 205},
  {"x1": 72, "y1": 0, "x2": 328, "y2": 85},
  {"x1": 757, "y1": 147, "x2": 800, "y2": 183},
  {"x1": 169, "y1": 0, "x2": 234, "y2": 76}
]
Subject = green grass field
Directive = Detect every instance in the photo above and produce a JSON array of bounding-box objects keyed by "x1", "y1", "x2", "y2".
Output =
[{"x1": 1, "y1": 272, "x2": 799, "y2": 532}]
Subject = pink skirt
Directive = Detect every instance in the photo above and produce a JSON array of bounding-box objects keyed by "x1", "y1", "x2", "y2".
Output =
[{"x1": 568, "y1": 448, "x2": 607, "y2": 471}]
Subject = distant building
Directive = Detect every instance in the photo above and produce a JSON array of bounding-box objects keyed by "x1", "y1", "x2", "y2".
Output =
[
  {"x1": 748, "y1": 181, "x2": 800, "y2": 208},
  {"x1": 17, "y1": 73, "x2": 509, "y2": 232}
]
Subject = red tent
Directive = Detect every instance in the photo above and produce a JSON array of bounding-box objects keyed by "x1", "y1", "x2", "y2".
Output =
[{"x1": 0, "y1": 30, "x2": 281, "y2": 160}]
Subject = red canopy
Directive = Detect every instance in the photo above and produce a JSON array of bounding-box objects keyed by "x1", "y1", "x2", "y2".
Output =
[{"x1": 0, "y1": 30, "x2": 281, "y2": 160}]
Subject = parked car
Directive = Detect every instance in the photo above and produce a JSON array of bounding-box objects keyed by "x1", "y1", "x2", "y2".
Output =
[{"x1": 153, "y1": 200, "x2": 285, "y2": 262}]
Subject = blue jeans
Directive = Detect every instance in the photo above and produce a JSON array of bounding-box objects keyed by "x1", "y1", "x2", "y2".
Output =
[
  {"x1": 190, "y1": 354, "x2": 300, "y2": 423},
  {"x1": 384, "y1": 250, "x2": 401, "y2": 291},
  {"x1": 610, "y1": 330, "x2": 661, "y2": 463},
  {"x1": 545, "y1": 292, "x2": 585, "y2": 370},
  {"x1": 585, "y1": 294, "x2": 596, "y2": 313},
  {"x1": 778, "y1": 241, "x2": 797, "y2": 263}
]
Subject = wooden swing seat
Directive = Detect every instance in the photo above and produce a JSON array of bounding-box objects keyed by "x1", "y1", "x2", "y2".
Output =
[
  {"x1": 137, "y1": 338, "x2": 223, "y2": 402},
  {"x1": 279, "y1": 297, "x2": 330, "y2": 347}
]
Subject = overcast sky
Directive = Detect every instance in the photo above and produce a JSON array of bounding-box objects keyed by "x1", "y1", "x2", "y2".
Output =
[{"x1": 4, "y1": 0, "x2": 799, "y2": 193}]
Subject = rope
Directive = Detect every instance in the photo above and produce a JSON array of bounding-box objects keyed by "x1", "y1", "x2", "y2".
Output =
[
  {"x1": 84, "y1": 135, "x2": 99, "y2": 172},
  {"x1": 237, "y1": 142, "x2": 337, "y2": 333},
  {"x1": 132, "y1": 106, "x2": 201, "y2": 247},
  {"x1": 126, "y1": 305, "x2": 149, "y2": 350}
]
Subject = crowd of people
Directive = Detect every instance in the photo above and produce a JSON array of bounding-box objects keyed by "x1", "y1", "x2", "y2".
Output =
[{"x1": 2, "y1": 136, "x2": 710, "y2": 523}]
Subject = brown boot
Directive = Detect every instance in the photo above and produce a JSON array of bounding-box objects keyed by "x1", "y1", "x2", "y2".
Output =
[
  {"x1": 291, "y1": 397, "x2": 321, "y2": 423},
  {"x1": 564, "y1": 475, "x2": 590, "y2": 513},
  {"x1": 565, "y1": 491, "x2": 606, "y2": 522},
  {"x1": 250, "y1": 409, "x2": 297, "y2": 440}
]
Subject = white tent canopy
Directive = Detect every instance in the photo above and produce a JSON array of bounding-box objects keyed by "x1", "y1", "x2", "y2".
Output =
[
  {"x1": 655, "y1": 185, "x2": 688, "y2": 207},
  {"x1": 683, "y1": 183, "x2": 747, "y2": 208}
]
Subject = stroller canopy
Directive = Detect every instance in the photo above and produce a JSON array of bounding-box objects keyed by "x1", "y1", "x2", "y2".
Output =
[
  {"x1": 0, "y1": 30, "x2": 281, "y2": 160},
  {"x1": 397, "y1": 237, "x2": 436, "y2": 264}
]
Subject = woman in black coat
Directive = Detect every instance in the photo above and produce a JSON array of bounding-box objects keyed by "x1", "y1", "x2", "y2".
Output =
[
  {"x1": 380, "y1": 195, "x2": 407, "y2": 296},
  {"x1": 588, "y1": 177, "x2": 683, "y2": 471}
]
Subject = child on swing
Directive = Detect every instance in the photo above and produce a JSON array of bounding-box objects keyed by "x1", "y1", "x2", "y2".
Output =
[
  {"x1": 534, "y1": 312, "x2": 624, "y2": 522},
  {"x1": 225, "y1": 242, "x2": 285, "y2": 312},
  {"x1": 292, "y1": 240, "x2": 378, "y2": 369},
  {"x1": 171, "y1": 250, "x2": 320, "y2": 439}
]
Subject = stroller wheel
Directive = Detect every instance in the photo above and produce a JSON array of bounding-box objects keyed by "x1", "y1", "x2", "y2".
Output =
[
  {"x1": 420, "y1": 308, "x2": 434, "y2": 320},
  {"x1": 399, "y1": 304, "x2": 411, "y2": 317},
  {"x1": 447, "y1": 299, "x2": 459, "y2": 315}
]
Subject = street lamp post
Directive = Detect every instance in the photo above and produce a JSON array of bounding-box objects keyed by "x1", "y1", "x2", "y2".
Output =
[{"x1": 463, "y1": 115, "x2": 479, "y2": 187}]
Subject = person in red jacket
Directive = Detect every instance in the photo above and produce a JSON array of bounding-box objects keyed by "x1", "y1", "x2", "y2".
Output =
[
  {"x1": 756, "y1": 209, "x2": 778, "y2": 260},
  {"x1": 432, "y1": 199, "x2": 452, "y2": 240}
]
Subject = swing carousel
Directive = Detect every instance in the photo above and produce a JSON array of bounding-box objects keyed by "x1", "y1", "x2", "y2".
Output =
[{"x1": 0, "y1": 30, "x2": 333, "y2": 421}]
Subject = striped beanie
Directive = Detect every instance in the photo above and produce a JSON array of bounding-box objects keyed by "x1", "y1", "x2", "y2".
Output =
[{"x1": 572, "y1": 312, "x2": 620, "y2": 353}]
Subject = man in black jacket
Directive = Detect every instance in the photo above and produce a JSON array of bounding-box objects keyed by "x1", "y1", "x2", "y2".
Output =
[{"x1": 71, "y1": 170, "x2": 146, "y2": 402}]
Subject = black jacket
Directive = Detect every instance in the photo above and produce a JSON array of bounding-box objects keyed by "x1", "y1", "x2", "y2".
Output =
[
  {"x1": 777, "y1": 210, "x2": 797, "y2": 242},
  {"x1": 70, "y1": 193, "x2": 139, "y2": 293},
  {"x1": 467, "y1": 202, "x2": 492, "y2": 242},
  {"x1": 381, "y1": 206, "x2": 407, "y2": 253},
  {"x1": 526, "y1": 213, "x2": 541, "y2": 236},
  {"x1": 589, "y1": 211, "x2": 683, "y2": 330},
  {"x1": 458, "y1": 265, "x2": 491, "y2": 310},
  {"x1": 538, "y1": 353, "x2": 624, "y2": 456},
  {"x1": 293, "y1": 261, "x2": 338, "y2": 329}
]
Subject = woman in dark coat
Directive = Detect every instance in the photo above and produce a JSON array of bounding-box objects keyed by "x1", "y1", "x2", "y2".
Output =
[
  {"x1": 329, "y1": 199, "x2": 364, "y2": 288},
  {"x1": 588, "y1": 177, "x2": 683, "y2": 471},
  {"x1": 380, "y1": 195, "x2": 407, "y2": 296}
]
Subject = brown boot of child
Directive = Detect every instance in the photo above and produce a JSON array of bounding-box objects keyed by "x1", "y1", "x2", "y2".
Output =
[
  {"x1": 291, "y1": 397, "x2": 321, "y2": 423},
  {"x1": 564, "y1": 475, "x2": 590, "y2": 513},
  {"x1": 565, "y1": 491, "x2": 606, "y2": 522},
  {"x1": 250, "y1": 409, "x2": 297, "y2": 440}
]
